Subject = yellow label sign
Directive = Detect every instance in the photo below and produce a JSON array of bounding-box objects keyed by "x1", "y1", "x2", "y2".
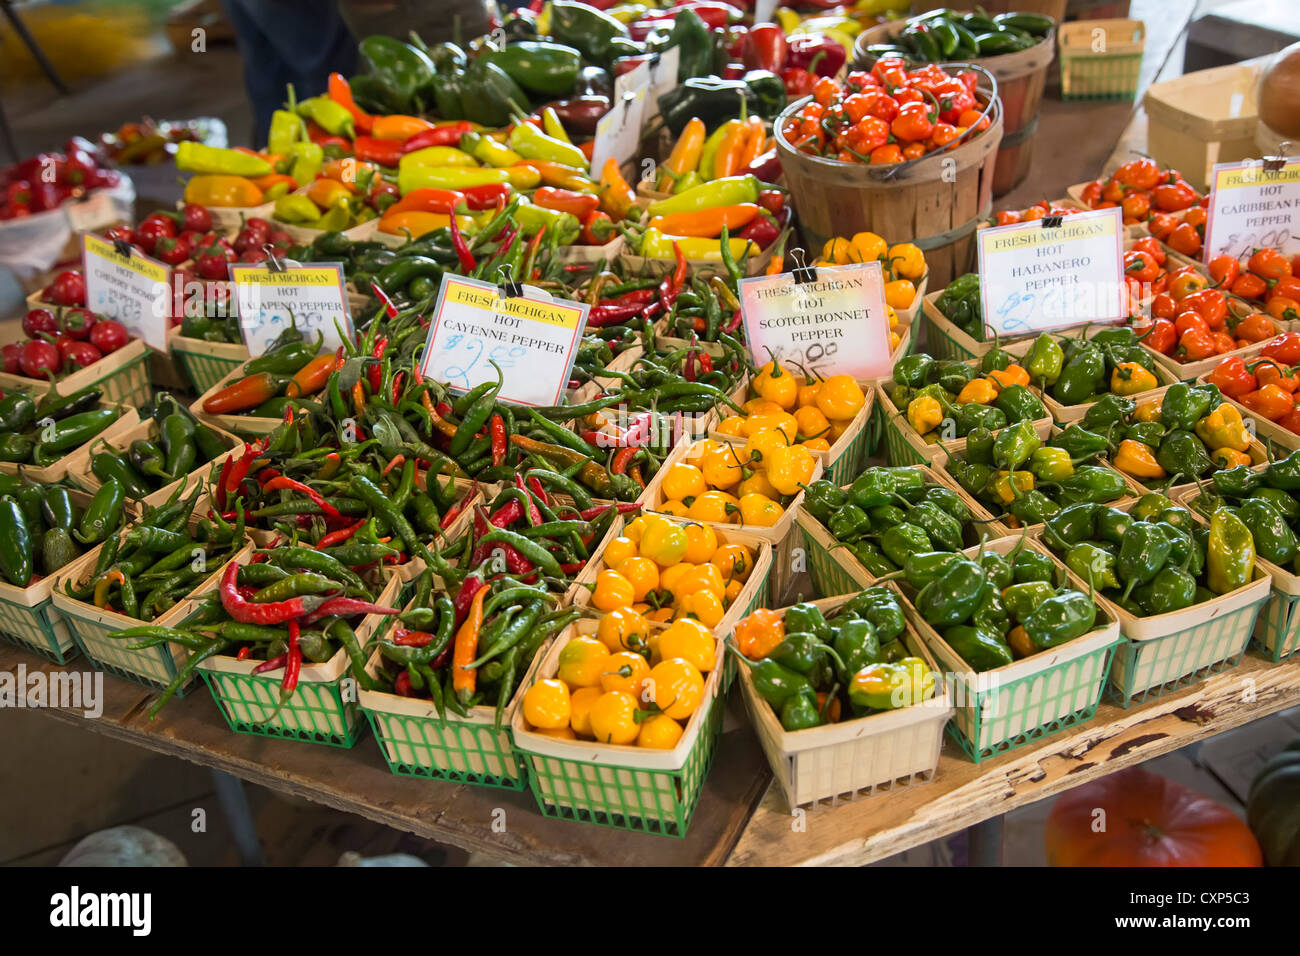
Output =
[{"x1": 84, "y1": 234, "x2": 170, "y2": 284}]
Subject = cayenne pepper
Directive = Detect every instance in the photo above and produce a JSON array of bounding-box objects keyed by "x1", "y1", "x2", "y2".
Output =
[
  {"x1": 490, "y1": 414, "x2": 507, "y2": 467},
  {"x1": 451, "y1": 585, "x2": 487, "y2": 702},
  {"x1": 283, "y1": 620, "x2": 302, "y2": 695}
]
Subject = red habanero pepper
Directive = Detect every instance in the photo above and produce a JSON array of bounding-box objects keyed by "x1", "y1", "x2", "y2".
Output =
[
  {"x1": 490, "y1": 413, "x2": 507, "y2": 467},
  {"x1": 449, "y1": 214, "x2": 476, "y2": 272},
  {"x1": 401, "y1": 122, "x2": 473, "y2": 153},
  {"x1": 1263, "y1": 332, "x2": 1300, "y2": 365},
  {"x1": 220, "y1": 562, "x2": 322, "y2": 625}
]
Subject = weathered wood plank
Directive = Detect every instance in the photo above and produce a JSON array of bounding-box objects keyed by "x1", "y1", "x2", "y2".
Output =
[
  {"x1": 727, "y1": 653, "x2": 1300, "y2": 867},
  {"x1": 0, "y1": 643, "x2": 770, "y2": 867}
]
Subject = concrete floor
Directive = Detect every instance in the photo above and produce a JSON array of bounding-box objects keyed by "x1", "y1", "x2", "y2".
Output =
[{"x1": 3, "y1": 0, "x2": 1298, "y2": 866}]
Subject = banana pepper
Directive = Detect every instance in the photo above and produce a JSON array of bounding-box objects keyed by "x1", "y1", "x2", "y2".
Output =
[
  {"x1": 638, "y1": 227, "x2": 752, "y2": 261},
  {"x1": 184, "y1": 174, "x2": 264, "y2": 207},
  {"x1": 176, "y1": 141, "x2": 272, "y2": 177},
  {"x1": 646, "y1": 174, "x2": 761, "y2": 217}
]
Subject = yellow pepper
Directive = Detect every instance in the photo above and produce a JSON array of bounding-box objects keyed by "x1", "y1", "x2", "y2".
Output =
[
  {"x1": 639, "y1": 227, "x2": 753, "y2": 261},
  {"x1": 957, "y1": 377, "x2": 999, "y2": 405},
  {"x1": 744, "y1": 427, "x2": 792, "y2": 466},
  {"x1": 1195, "y1": 403, "x2": 1252, "y2": 452},
  {"x1": 738, "y1": 492, "x2": 784, "y2": 527},
  {"x1": 988, "y1": 364, "x2": 1031, "y2": 389},
  {"x1": 907, "y1": 395, "x2": 943, "y2": 435},
  {"x1": 1114, "y1": 439, "x2": 1166, "y2": 479},
  {"x1": 184, "y1": 174, "x2": 264, "y2": 208},
  {"x1": 751, "y1": 358, "x2": 798, "y2": 410},
  {"x1": 591, "y1": 569, "x2": 636, "y2": 612},
  {"x1": 639, "y1": 522, "x2": 689, "y2": 568},
  {"x1": 1111, "y1": 362, "x2": 1159, "y2": 396},
  {"x1": 765, "y1": 443, "x2": 817, "y2": 496},
  {"x1": 822, "y1": 237, "x2": 852, "y2": 264},
  {"x1": 397, "y1": 163, "x2": 509, "y2": 194},
  {"x1": 378, "y1": 210, "x2": 475, "y2": 239},
  {"x1": 815, "y1": 374, "x2": 866, "y2": 421},
  {"x1": 850, "y1": 231, "x2": 887, "y2": 263},
  {"x1": 743, "y1": 411, "x2": 798, "y2": 441},
  {"x1": 991, "y1": 470, "x2": 1034, "y2": 504},
  {"x1": 401, "y1": 145, "x2": 478, "y2": 168},
  {"x1": 1210, "y1": 447, "x2": 1252, "y2": 469},
  {"x1": 1133, "y1": 398, "x2": 1163, "y2": 423},
  {"x1": 735, "y1": 608, "x2": 785, "y2": 660}
]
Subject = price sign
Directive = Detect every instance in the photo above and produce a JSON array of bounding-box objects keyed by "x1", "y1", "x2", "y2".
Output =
[
  {"x1": 976, "y1": 207, "x2": 1125, "y2": 336},
  {"x1": 1203, "y1": 157, "x2": 1300, "y2": 263},
  {"x1": 590, "y1": 86, "x2": 648, "y2": 174},
  {"x1": 614, "y1": 58, "x2": 651, "y2": 100},
  {"x1": 739, "y1": 261, "x2": 893, "y2": 380},
  {"x1": 229, "y1": 261, "x2": 353, "y2": 355},
  {"x1": 420, "y1": 275, "x2": 589, "y2": 407},
  {"x1": 81, "y1": 234, "x2": 171, "y2": 351},
  {"x1": 647, "y1": 46, "x2": 681, "y2": 115}
]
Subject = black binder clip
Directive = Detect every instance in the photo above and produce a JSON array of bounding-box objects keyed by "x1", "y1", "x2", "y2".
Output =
[
  {"x1": 1041, "y1": 215, "x2": 1063, "y2": 228},
  {"x1": 790, "y1": 248, "x2": 818, "y2": 285},
  {"x1": 112, "y1": 238, "x2": 132, "y2": 258},
  {"x1": 1263, "y1": 142, "x2": 1292, "y2": 173},
  {"x1": 497, "y1": 267, "x2": 523, "y2": 300},
  {"x1": 263, "y1": 244, "x2": 285, "y2": 273}
]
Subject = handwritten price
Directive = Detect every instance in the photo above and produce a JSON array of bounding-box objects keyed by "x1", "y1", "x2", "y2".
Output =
[
  {"x1": 92, "y1": 287, "x2": 144, "y2": 326},
  {"x1": 427, "y1": 333, "x2": 527, "y2": 390},
  {"x1": 992, "y1": 280, "x2": 1120, "y2": 334},
  {"x1": 763, "y1": 340, "x2": 840, "y2": 371},
  {"x1": 1216, "y1": 230, "x2": 1297, "y2": 261}
]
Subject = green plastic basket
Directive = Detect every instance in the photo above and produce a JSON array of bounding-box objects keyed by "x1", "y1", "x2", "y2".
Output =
[
  {"x1": 1253, "y1": 591, "x2": 1300, "y2": 662},
  {"x1": 1058, "y1": 20, "x2": 1145, "y2": 102},
  {"x1": 900, "y1": 536, "x2": 1123, "y2": 763},
  {"x1": 200, "y1": 663, "x2": 363, "y2": 747},
  {"x1": 0, "y1": 587, "x2": 78, "y2": 664},
  {"x1": 68, "y1": 339, "x2": 152, "y2": 408},
  {"x1": 169, "y1": 333, "x2": 248, "y2": 394},
  {"x1": 512, "y1": 624, "x2": 726, "y2": 837},
  {"x1": 1108, "y1": 596, "x2": 1268, "y2": 706},
  {"x1": 877, "y1": 399, "x2": 930, "y2": 467}
]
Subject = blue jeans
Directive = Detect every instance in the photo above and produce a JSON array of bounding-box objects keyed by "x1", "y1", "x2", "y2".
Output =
[{"x1": 221, "y1": 0, "x2": 359, "y2": 148}]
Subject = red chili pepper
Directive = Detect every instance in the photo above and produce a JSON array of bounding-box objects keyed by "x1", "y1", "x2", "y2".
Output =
[
  {"x1": 252, "y1": 652, "x2": 288, "y2": 675},
  {"x1": 438, "y1": 481, "x2": 475, "y2": 529},
  {"x1": 724, "y1": 308, "x2": 743, "y2": 333},
  {"x1": 352, "y1": 135, "x2": 406, "y2": 166},
  {"x1": 453, "y1": 573, "x2": 487, "y2": 626},
  {"x1": 301, "y1": 597, "x2": 402, "y2": 626},
  {"x1": 215, "y1": 453, "x2": 234, "y2": 511},
  {"x1": 533, "y1": 186, "x2": 600, "y2": 218},
  {"x1": 588, "y1": 301, "x2": 650, "y2": 327},
  {"x1": 236, "y1": 646, "x2": 252, "y2": 661},
  {"x1": 393, "y1": 628, "x2": 435, "y2": 647},
  {"x1": 659, "y1": 241, "x2": 688, "y2": 313},
  {"x1": 578, "y1": 502, "x2": 641, "y2": 521},
  {"x1": 394, "y1": 671, "x2": 414, "y2": 696},
  {"x1": 488, "y1": 499, "x2": 524, "y2": 528},
  {"x1": 611, "y1": 446, "x2": 638, "y2": 475},
  {"x1": 401, "y1": 121, "x2": 472, "y2": 153},
  {"x1": 449, "y1": 213, "x2": 476, "y2": 272},
  {"x1": 526, "y1": 475, "x2": 548, "y2": 505},
  {"x1": 516, "y1": 474, "x2": 542, "y2": 525},
  {"x1": 220, "y1": 562, "x2": 323, "y2": 625},
  {"x1": 261, "y1": 476, "x2": 341, "y2": 517},
  {"x1": 684, "y1": 349, "x2": 698, "y2": 382},
  {"x1": 490, "y1": 413, "x2": 507, "y2": 467},
  {"x1": 699, "y1": 352, "x2": 715, "y2": 374},
  {"x1": 280, "y1": 620, "x2": 301, "y2": 692},
  {"x1": 559, "y1": 561, "x2": 586, "y2": 574},
  {"x1": 317, "y1": 518, "x2": 366, "y2": 549}
]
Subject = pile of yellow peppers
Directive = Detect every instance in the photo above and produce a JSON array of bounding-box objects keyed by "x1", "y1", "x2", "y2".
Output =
[
  {"x1": 520, "y1": 512, "x2": 750, "y2": 748},
  {"x1": 819, "y1": 231, "x2": 927, "y2": 353},
  {"x1": 716, "y1": 359, "x2": 868, "y2": 455},
  {"x1": 655, "y1": 432, "x2": 816, "y2": 528}
]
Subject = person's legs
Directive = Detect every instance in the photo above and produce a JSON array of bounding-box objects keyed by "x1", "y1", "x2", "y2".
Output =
[
  {"x1": 221, "y1": 0, "x2": 295, "y2": 148},
  {"x1": 222, "y1": 0, "x2": 359, "y2": 148}
]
